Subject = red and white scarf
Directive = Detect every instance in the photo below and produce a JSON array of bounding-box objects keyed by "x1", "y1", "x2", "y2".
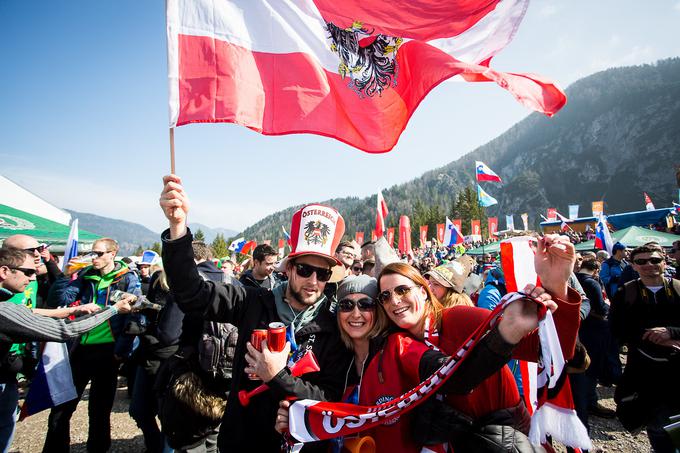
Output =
[
  {"x1": 501, "y1": 237, "x2": 591, "y2": 451},
  {"x1": 288, "y1": 291, "x2": 544, "y2": 446}
]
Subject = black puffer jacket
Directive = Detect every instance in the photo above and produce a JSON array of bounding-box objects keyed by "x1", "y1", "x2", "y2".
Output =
[{"x1": 162, "y1": 229, "x2": 352, "y2": 452}]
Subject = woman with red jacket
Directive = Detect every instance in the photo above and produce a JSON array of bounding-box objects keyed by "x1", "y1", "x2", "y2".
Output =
[{"x1": 372, "y1": 235, "x2": 581, "y2": 451}]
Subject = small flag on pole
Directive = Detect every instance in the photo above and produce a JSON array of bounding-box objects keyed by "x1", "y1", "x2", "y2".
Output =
[
  {"x1": 61, "y1": 219, "x2": 79, "y2": 272},
  {"x1": 375, "y1": 191, "x2": 389, "y2": 238},
  {"x1": 228, "y1": 237, "x2": 246, "y2": 252},
  {"x1": 443, "y1": 217, "x2": 464, "y2": 246},
  {"x1": 595, "y1": 215, "x2": 614, "y2": 254},
  {"x1": 477, "y1": 185, "x2": 498, "y2": 207},
  {"x1": 475, "y1": 161, "x2": 502, "y2": 183}
]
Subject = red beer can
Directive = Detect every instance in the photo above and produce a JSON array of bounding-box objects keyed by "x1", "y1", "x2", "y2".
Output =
[
  {"x1": 248, "y1": 329, "x2": 268, "y2": 380},
  {"x1": 268, "y1": 322, "x2": 287, "y2": 352}
]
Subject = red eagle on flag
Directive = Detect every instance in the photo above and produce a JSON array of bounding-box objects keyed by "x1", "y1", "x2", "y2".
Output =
[{"x1": 166, "y1": 0, "x2": 567, "y2": 152}]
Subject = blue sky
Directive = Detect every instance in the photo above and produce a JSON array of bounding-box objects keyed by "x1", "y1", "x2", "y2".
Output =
[{"x1": 1, "y1": 1, "x2": 679, "y2": 233}]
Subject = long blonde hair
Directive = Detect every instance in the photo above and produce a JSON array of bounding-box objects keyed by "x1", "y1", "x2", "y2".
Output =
[{"x1": 378, "y1": 262, "x2": 444, "y2": 329}]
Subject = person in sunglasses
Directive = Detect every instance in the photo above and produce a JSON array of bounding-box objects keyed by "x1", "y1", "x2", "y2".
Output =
[
  {"x1": 2, "y1": 234, "x2": 63, "y2": 309},
  {"x1": 274, "y1": 273, "x2": 533, "y2": 452},
  {"x1": 609, "y1": 244, "x2": 680, "y2": 452},
  {"x1": 0, "y1": 248, "x2": 134, "y2": 452},
  {"x1": 42, "y1": 237, "x2": 141, "y2": 453},
  {"x1": 159, "y1": 175, "x2": 352, "y2": 453},
  {"x1": 371, "y1": 235, "x2": 583, "y2": 451}
]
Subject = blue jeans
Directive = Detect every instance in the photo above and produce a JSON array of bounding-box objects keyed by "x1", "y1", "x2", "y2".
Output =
[{"x1": 0, "y1": 380, "x2": 18, "y2": 453}]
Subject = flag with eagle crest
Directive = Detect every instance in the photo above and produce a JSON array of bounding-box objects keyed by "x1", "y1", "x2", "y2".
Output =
[{"x1": 166, "y1": 0, "x2": 567, "y2": 152}]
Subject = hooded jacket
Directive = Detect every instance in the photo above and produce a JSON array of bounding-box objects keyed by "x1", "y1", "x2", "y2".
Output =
[{"x1": 51, "y1": 261, "x2": 140, "y2": 357}]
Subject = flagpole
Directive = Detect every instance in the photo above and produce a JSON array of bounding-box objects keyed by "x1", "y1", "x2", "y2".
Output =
[{"x1": 169, "y1": 128, "x2": 176, "y2": 174}]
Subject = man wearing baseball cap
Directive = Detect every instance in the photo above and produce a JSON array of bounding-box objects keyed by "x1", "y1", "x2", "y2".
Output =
[{"x1": 159, "y1": 175, "x2": 351, "y2": 452}]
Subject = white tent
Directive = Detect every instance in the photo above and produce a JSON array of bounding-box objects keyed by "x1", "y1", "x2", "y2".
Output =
[{"x1": 0, "y1": 175, "x2": 71, "y2": 225}]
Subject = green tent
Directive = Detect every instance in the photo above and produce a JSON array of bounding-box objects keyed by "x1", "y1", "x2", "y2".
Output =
[
  {"x1": 575, "y1": 226, "x2": 678, "y2": 251},
  {"x1": 465, "y1": 240, "x2": 502, "y2": 255},
  {"x1": 0, "y1": 204, "x2": 100, "y2": 252}
]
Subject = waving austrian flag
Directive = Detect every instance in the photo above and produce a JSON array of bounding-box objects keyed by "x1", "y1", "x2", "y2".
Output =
[
  {"x1": 375, "y1": 191, "x2": 389, "y2": 237},
  {"x1": 166, "y1": 0, "x2": 567, "y2": 153}
]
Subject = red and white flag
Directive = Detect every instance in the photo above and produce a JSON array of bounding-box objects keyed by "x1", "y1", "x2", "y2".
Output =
[
  {"x1": 375, "y1": 191, "x2": 389, "y2": 238},
  {"x1": 644, "y1": 192, "x2": 655, "y2": 211},
  {"x1": 166, "y1": 0, "x2": 567, "y2": 153},
  {"x1": 556, "y1": 211, "x2": 571, "y2": 232},
  {"x1": 500, "y1": 237, "x2": 591, "y2": 451}
]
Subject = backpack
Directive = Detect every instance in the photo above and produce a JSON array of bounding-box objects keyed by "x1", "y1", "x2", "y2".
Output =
[
  {"x1": 196, "y1": 268, "x2": 239, "y2": 383},
  {"x1": 198, "y1": 321, "x2": 238, "y2": 382}
]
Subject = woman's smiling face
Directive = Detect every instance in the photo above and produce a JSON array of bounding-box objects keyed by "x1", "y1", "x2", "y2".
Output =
[
  {"x1": 378, "y1": 273, "x2": 427, "y2": 333},
  {"x1": 337, "y1": 293, "x2": 375, "y2": 341}
]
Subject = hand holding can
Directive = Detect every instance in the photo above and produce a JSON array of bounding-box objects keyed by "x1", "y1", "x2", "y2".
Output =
[{"x1": 248, "y1": 329, "x2": 268, "y2": 380}]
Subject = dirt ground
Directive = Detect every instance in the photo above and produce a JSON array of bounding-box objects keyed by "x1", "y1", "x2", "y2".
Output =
[{"x1": 12, "y1": 380, "x2": 651, "y2": 453}]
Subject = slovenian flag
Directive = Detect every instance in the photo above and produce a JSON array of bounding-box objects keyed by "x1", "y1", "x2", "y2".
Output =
[
  {"x1": 444, "y1": 217, "x2": 464, "y2": 246},
  {"x1": 477, "y1": 185, "x2": 498, "y2": 207},
  {"x1": 475, "y1": 161, "x2": 502, "y2": 183},
  {"x1": 594, "y1": 215, "x2": 614, "y2": 254}
]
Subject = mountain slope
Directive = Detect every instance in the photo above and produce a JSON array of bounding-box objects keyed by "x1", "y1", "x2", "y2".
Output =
[
  {"x1": 242, "y1": 58, "x2": 680, "y2": 241},
  {"x1": 188, "y1": 223, "x2": 238, "y2": 243},
  {"x1": 65, "y1": 209, "x2": 160, "y2": 255}
]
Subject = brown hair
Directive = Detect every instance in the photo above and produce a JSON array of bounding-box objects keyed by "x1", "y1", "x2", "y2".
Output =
[
  {"x1": 192, "y1": 241, "x2": 213, "y2": 261},
  {"x1": 378, "y1": 262, "x2": 444, "y2": 329},
  {"x1": 630, "y1": 243, "x2": 664, "y2": 261},
  {"x1": 0, "y1": 248, "x2": 30, "y2": 269}
]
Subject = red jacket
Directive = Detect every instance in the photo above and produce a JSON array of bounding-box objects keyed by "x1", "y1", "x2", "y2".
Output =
[{"x1": 433, "y1": 287, "x2": 582, "y2": 420}]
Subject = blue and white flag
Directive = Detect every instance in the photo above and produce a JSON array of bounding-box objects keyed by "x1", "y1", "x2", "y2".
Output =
[
  {"x1": 228, "y1": 237, "x2": 246, "y2": 252},
  {"x1": 477, "y1": 185, "x2": 498, "y2": 207},
  {"x1": 61, "y1": 219, "x2": 79, "y2": 272},
  {"x1": 568, "y1": 205, "x2": 579, "y2": 220},
  {"x1": 281, "y1": 225, "x2": 291, "y2": 242},
  {"x1": 20, "y1": 343, "x2": 77, "y2": 419},
  {"x1": 505, "y1": 215, "x2": 515, "y2": 231}
]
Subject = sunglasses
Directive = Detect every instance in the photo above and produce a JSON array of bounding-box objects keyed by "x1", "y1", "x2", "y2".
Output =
[
  {"x1": 377, "y1": 285, "x2": 419, "y2": 305},
  {"x1": 338, "y1": 297, "x2": 377, "y2": 312},
  {"x1": 352, "y1": 266, "x2": 363, "y2": 272},
  {"x1": 24, "y1": 244, "x2": 47, "y2": 254},
  {"x1": 633, "y1": 257, "x2": 664, "y2": 266},
  {"x1": 8, "y1": 267, "x2": 37, "y2": 277},
  {"x1": 294, "y1": 263, "x2": 333, "y2": 282},
  {"x1": 90, "y1": 250, "x2": 111, "y2": 258}
]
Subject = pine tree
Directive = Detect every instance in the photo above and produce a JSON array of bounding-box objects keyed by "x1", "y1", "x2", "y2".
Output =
[
  {"x1": 133, "y1": 245, "x2": 144, "y2": 256},
  {"x1": 211, "y1": 233, "x2": 229, "y2": 259},
  {"x1": 150, "y1": 242, "x2": 162, "y2": 254},
  {"x1": 194, "y1": 229, "x2": 206, "y2": 242}
]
